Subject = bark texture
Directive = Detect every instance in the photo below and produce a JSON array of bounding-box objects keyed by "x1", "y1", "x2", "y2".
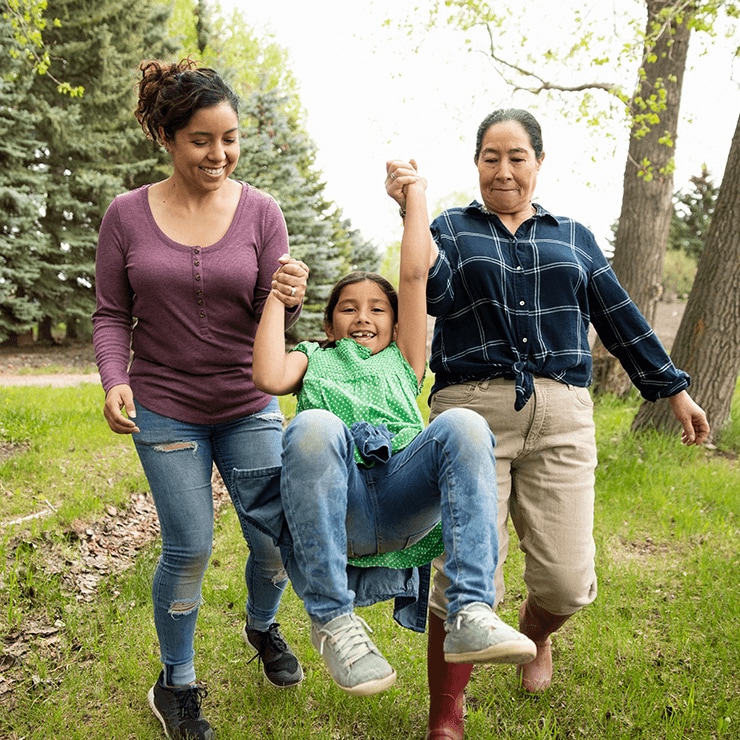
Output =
[
  {"x1": 632, "y1": 113, "x2": 740, "y2": 440},
  {"x1": 592, "y1": 0, "x2": 693, "y2": 396}
]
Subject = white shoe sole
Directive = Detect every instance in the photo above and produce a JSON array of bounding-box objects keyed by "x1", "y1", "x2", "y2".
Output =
[
  {"x1": 148, "y1": 686, "x2": 173, "y2": 739},
  {"x1": 336, "y1": 668, "x2": 397, "y2": 696},
  {"x1": 445, "y1": 639, "x2": 537, "y2": 665}
]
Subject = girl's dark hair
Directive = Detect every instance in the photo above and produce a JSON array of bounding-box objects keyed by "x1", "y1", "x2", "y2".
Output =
[
  {"x1": 134, "y1": 57, "x2": 240, "y2": 145},
  {"x1": 474, "y1": 108, "x2": 544, "y2": 161},
  {"x1": 323, "y1": 271, "x2": 399, "y2": 329}
]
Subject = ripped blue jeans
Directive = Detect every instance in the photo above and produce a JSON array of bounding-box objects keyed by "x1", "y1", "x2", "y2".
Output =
[{"x1": 132, "y1": 398, "x2": 288, "y2": 680}]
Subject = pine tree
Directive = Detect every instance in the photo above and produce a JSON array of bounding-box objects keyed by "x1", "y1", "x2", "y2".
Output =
[
  {"x1": 236, "y1": 84, "x2": 346, "y2": 339},
  {"x1": 0, "y1": 12, "x2": 50, "y2": 343},
  {"x1": 25, "y1": 0, "x2": 174, "y2": 340},
  {"x1": 668, "y1": 166, "x2": 718, "y2": 261},
  {"x1": 338, "y1": 217, "x2": 381, "y2": 275}
]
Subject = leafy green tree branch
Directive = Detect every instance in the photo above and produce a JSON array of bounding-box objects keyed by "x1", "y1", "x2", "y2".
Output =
[{"x1": 3, "y1": 0, "x2": 83, "y2": 95}]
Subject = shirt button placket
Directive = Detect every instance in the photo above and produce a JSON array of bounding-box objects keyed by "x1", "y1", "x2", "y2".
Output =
[
  {"x1": 193, "y1": 247, "x2": 206, "y2": 323},
  {"x1": 512, "y1": 240, "x2": 528, "y2": 354}
]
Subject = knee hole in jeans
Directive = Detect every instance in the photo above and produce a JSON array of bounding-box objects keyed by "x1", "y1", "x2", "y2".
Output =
[{"x1": 167, "y1": 596, "x2": 203, "y2": 618}]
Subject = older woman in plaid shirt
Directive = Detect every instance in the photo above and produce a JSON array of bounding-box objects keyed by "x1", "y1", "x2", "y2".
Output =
[{"x1": 388, "y1": 108, "x2": 708, "y2": 740}]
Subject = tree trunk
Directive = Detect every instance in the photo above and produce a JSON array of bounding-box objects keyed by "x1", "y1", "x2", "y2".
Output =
[
  {"x1": 632, "y1": 113, "x2": 740, "y2": 441},
  {"x1": 66, "y1": 316, "x2": 79, "y2": 341},
  {"x1": 38, "y1": 316, "x2": 54, "y2": 343},
  {"x1": 592, "y1": 0, "x2": 693, "y2": 396}
]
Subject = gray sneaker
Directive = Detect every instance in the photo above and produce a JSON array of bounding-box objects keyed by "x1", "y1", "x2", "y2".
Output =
[
  {"x1": 311, "y1": 613, "x2": 397, "y2": 696},
  {"x1": 444, "y1": 602, "x2": 537, "y2": 664}
]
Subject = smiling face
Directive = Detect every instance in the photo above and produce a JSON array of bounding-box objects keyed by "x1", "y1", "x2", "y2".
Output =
[
  {"x1": 166, "y1": 101, "x2": 240, "y2": 191},
  {"x1": 325, "y1": 279, "x2": 397, "y2": 354},
  {"x1": 476, "y1": 119, "x2": 544, "y2": 220}
]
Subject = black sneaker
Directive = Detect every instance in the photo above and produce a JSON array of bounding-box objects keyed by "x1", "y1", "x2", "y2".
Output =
[
  {"x1": 148, "y1": 671, "x2": 214, "y2": 740},
  {"x1": 243, "y1": 622, "x2": 304, "y2": 687}
]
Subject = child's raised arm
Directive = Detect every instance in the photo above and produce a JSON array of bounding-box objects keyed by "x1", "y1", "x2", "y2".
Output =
[
  {"x1": 386, "y1": 160, "x2": 438, "y2": 383},
  {"x1": 253, "y1": 258, "x2": 309, "y2": 396}
]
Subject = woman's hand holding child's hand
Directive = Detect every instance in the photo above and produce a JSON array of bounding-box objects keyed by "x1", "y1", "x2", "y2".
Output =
[
  {"x1": 272, "y1": 254, "x2": 310, "y2": 307},
  {"x1": 385, "y1": 159, "x2": 426, "y2": 210}
]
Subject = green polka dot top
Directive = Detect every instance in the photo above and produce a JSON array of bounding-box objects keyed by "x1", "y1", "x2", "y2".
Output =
[{"x1": 294, "y1": 338, "x2": 425, "y2": 460}]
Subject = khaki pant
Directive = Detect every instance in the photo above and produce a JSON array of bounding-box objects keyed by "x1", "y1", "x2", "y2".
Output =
[{"x1": 428, "y1": 377, "x2": 598, "y2": 620}]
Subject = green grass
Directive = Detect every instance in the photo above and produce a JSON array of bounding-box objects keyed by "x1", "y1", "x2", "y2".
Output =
[
  {"x1": 662, "y1": 250, "x2": 698, "y2": 301},
  {"x1": 0, "y1": 380, "x2": 738, "y2": 739},
  {"x1": 0, "y1": 384, "x2": 145, "y2": 527}
]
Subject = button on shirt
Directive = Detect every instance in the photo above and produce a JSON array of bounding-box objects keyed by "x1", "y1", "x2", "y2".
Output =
[{"x1": 426, "y1": 202, "x2": 689, "y2": 410}]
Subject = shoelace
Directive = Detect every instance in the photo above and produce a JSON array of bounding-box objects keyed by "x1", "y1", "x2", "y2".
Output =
[
  {"x1": 263, "y1": 623, "x2": 289, "y2": 653},
  {"x1": 247, "y1": 623, "x2": 288, "y2": 669},
  {"x1": 452, "y1": 605, "x2": 498, "y2": 631},
  {"x1": 178, "y1": 684, "x2": 208, "y2": 720},
  {"x1": 316, "y1": 615, "x2": 375, "y2": 667}
]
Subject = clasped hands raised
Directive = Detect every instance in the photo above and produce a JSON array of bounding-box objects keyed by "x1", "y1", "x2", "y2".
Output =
[
  {"x1": 270, "y1": 157, "x2": 424, "y2": 306},
  {"x1": 385, "y1": 158, "x2": 426, "y2": 211},
  {"x1": 271, "y1": 255, "x2": 310, "y2": 307}
]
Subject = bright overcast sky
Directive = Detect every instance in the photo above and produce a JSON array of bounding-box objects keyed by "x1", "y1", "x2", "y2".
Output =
[{"x1": 222, "y1": 0, "x2": 739, "y2": 252}]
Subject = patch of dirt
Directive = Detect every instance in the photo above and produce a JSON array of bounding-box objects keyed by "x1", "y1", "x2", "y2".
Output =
[
  {"x1": 0, "y1": 442, "x2": 29, "y2": 464},
  {"x1": 0, "y1": 340, "x2": 99, "y2": 388},
  {"x1": 0, "y1": 340, "x2": 97, "y2": 376},
  {"x1": 0, "y1": 478, "x2": 230, "y2": 708}
]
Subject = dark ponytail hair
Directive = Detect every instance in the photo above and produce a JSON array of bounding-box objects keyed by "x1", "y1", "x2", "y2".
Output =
[{"x1": 134, "y1": 57, "x2": 240, "y2": 146}]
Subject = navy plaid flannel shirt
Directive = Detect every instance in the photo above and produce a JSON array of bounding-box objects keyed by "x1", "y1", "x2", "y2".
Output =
[{"x1": 427, "y1": 202, "x2": 689, "y2": 410}]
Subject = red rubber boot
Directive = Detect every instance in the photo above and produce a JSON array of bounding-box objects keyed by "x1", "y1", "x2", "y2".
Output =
[{"x1": 426, "y1": 612, "x2": 474, "y2": 740}]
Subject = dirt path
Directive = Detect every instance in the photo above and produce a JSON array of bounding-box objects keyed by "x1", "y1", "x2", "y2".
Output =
[
  {"x1": 0, "y1": 341, "x2": 99, "y2": 386},
  {"x1": 0, "y1": 372, "x2": 99, "y2": 386}
]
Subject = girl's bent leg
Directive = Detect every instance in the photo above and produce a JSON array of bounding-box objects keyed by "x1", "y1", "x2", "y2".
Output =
[
  {"x1": 378, "y1": 408, "x2": 499, "y2": 616},
  {"x1": 376, "y1": 408, "x2": 535, "y2": 664},
  {"x1": 281, "y1": 411, "x2": 396, "y2": 695},
  {"x1": 281, "y1": 409, "x2": 363, "y2": 624}
]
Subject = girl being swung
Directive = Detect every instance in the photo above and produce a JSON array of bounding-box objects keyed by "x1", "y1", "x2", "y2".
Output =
[{"x1": 253, "y1": 162, "x2": 536, "y2": 697}]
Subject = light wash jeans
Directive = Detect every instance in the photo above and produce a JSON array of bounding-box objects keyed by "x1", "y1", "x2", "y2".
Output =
[
  {"x1": 132, "y1": 398, "x2": 288, "y2": 681},
  {"x1": 279, "y1": 406, "x2": 499, "y2": 625}
]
